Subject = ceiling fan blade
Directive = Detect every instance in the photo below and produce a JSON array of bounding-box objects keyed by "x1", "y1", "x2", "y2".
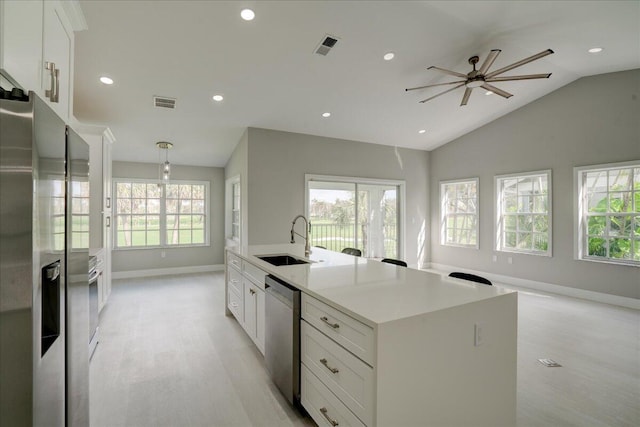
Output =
[
  {"x1": 419, "y1": 83, "x2": 466, "y2": 103},
  {"x1": 477, "y1": 49, "x2": 501, "y2": 75},
  {"x1": 485, "y1": 49, "x2": 554, "y2": 79},
  {"x1": 405, "y1": 80, "x2": 466, "y2": 92},
  {"x1": 481, "y1": 83, "x2": 513, "y2": 99},
  {"x1": 427, "y1": 66, "x2": 468, "y2": 79},
  {"x1": 486, "y1": 73, "x2": 552, "y2": 82},
  {"x1": 460, "y1": 88, "x2": 473, "y2": 106}
]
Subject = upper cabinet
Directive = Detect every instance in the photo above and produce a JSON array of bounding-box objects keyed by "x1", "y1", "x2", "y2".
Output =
[{"x1": 0, "y1": 0, "x2": 87, "y2": 121}]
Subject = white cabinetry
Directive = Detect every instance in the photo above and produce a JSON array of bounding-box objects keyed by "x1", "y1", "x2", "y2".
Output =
[
  {"x1": 80, "y1": 126, "x2": 115, "y2": 312},
  {"x1": 0, "y1": 0, "x2": 86, "y2": 121},
  {"x1": 0, "y1": 0, "x2": 43, "y2": 92},
  {"x1": 225, "y1": 252, "x2": 266, "y2": 355},
  {"x1": 301, "y1": 294, "x2": 375, "y2": 427}
]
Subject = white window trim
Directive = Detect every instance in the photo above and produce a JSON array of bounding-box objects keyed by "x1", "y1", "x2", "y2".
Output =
[
  {"x1": 225, "y1": 175, "x2": 241, "y2": 243},
  {"x1": 440, "y1": 177, "x2": 479, "y2": 249},
  {"x1": 574, "y1": 160, "x2": 640, "y2": 267},
  {"x1": 304, "y1": 174, "x2": 406, "y2": 259},
  {"x1": 113, "y1": 178, "x2": 210, "y2": 250},
  {"x1": 494, "y1": 169, "x2": 552, "y2": 257}
]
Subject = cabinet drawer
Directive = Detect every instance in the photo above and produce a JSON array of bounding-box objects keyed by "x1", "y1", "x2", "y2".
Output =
[
  {"x1": 227, "y1": 252, "x2": 241, "y2": 271},
  {"x1": 242, "y1": 261, "x2": 267, "y2": 290},
  {"x1": 302, "y1": 294, "x2": 375, "y2": 366},
  {"x1": 227, "y1": 289, "x2": 243, "y2": 323},
  {"x1": 227, "y1": 267, "x2": 242, "y2": 296},
  {"x1": 302, "y1": 321, "x2": 374, "y2": 426},
  {"x1": 301, "y1": 364, "x2": 366, "y2": 427}
]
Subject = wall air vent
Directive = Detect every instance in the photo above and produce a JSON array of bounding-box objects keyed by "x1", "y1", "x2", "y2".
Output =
[
  {"x1": 153, "y1": 96, "x2": 176, "y2": 109},
  {"x1": 314, "y1": 35, "x2": 339, "y2": 56}
]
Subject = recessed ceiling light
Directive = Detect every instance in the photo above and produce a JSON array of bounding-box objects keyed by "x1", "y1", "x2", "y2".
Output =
[
  {"x1": 240, "y1": 8, "x2": 255, "y2": 21},
  {"x1": 322, "y1": 112, "x2": 331, "y2": 118},
  {"x1": 383, "y1": 52, "x2": 395, "y2": 61},
  {"x1": 99, "y1": 76, "x2": 113, "y2": 85},
  {"x1": 485, "y1": 91, "x2": 493, "y2": 96},
  {"x1": 212, "y1": 95, "x2": 224, "y2": 102},
  {"x1": 588, "y1": 47, "x2": 603, "y2": 53},
  {"x1": 418, "y1": 129, "x2": 426, "y2": 134}
]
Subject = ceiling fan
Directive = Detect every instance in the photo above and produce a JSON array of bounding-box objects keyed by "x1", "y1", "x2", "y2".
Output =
[{"x1": 406, "y1": 49, "x2": 554, "y2": 106}]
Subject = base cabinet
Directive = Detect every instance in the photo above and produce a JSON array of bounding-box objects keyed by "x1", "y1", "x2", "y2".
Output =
[{"x1": 225, "y1": 252, "x2": 265, "y2": 355}]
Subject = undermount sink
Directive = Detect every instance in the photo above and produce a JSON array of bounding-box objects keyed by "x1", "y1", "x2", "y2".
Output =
[{"x1": 256, "y1": 254, "x2": 311, "y2": 266}]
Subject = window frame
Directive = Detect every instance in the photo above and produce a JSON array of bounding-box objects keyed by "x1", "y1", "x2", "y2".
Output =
[
  {"x1": 225, "y1": 174, "x2": 241, "y2": 243},
  {"x1": 440, "y1": 177, "x2": 479, "y2": 249},
  {"x1": 495, "y1": 169, "x2": 552, "y2": 257},
  {"x1": 113, "y1": 178, "x2": 210, "y2": 250},
  {"x1": 574, "y1": 160, "x2": 640, "y2": 267},
  {"x1": 304, "y1": 174, "x2": 406, "y2": 259}
]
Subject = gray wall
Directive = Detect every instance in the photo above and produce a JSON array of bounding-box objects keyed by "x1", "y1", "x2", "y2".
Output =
[
  {"x1": 244, "y1": 128, "x2": 430, "y2": 267},
  {"x1": 429, "y1": 69, "x2": 640, "y2": 299},
  {"x1": 112, "y1": 161, "x2": 225, "y2": 272}
]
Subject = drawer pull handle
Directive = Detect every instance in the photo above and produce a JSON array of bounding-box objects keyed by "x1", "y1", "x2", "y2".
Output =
[
  {"x1": 230, "y1": 279, "x2": 239, "y2": 284},
  {"x1": 319, "y1": 358, "x2": 339, "y2": 374},
  {"x1": 320, "y1": 316, "x2": 339, "y2": 329},
  {"x1": 249, "y1": 288, "x2": 256, "y2": 295},
  {"x1": 319, "y1": 407, "x2": 339, "y2": 426},
  {"x1": 230, "y1": 302, "x2": 238, "y2": 308}
]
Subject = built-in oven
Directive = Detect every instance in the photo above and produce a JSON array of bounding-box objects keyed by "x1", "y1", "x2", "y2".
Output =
[{"x1": 88, "y1": 256, "x2": 99, "y2": 360}]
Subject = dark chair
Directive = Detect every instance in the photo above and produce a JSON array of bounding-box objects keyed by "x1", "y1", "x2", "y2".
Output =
[
  {"x1": 314, "y1": 245, "x2": 326, "y2": 249},
  {"x1": 448, "y1": 272, "x2": 492, "y2": 286},
  {"x1": 341, "y1": 247, "x2": 362, "y2": 257},
  {"x1": 381, "y1": 258, "x2": 407, "y2": 267}
]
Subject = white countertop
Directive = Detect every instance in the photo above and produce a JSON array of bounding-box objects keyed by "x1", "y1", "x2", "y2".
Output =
[{"x1": 227, "y1": 244, "x2": 515, "y2": 327}]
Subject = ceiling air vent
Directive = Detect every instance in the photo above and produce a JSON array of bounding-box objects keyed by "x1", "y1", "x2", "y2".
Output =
[
  {"x1": 315, "y1": 35, "x2": 339, "y2": 56},
  {"x1": 153, "y1": 96, "x2": 176, "y2": 109}
]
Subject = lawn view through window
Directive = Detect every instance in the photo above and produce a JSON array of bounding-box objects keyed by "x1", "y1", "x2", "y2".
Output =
[
  {"x1": 576, "y1": 162, "x2": 640, "y2": 266},
  {"x1": 306, "y1": 176, "x2": 403, "y2": 259},
  {"x1": 440, "y1": 178, "x2": 478, "y2": 248},
  {"x1": 114, "y1": 179, "x2": 208, "y2": 248},
  {"x1": 496, "y1": 170, "x2": 551, "y2": 256}
]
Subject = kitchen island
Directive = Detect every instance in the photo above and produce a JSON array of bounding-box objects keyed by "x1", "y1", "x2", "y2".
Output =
[{"x1": 225, "y1": 244, "x2": 517, "y2": 427}]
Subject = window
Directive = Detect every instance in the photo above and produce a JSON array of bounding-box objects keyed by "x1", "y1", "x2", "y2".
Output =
[
  {"x1": 440, "y1": 178, "x2": 478, "y2": 248},
  {"x1": 575, "y1": 161, "x2": 640, "y2": 266},
  {"x1": 114, "y1": 179, "x2": 209, "y2": 249},
  {"x1": 495, "y1": 170, "x2": 551, "y2": 256},
  {"x1": 225, "y1": 175, "x2": 241, "y2": 243},
  {"x1": 305, "y1": 175, "x2": 404, "y2": 259}
]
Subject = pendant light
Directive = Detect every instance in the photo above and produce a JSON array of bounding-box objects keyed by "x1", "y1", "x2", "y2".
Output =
[{"x1": 156, "y1": 141, "x2": 173, "y2": 183}]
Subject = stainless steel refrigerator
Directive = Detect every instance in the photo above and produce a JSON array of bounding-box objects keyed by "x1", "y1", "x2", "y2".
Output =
[{"x1": 0, "y1": 92, "x2": 90, "y2": 426}]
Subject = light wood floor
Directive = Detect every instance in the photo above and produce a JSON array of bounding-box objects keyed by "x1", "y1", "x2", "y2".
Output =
[{"x1": 90, "y1": 272, "x2": 639, "y2": 427}]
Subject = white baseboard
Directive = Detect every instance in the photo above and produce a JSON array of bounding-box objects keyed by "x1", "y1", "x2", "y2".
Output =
[
  {"x1": 427, "y1": 263, "x2": 639, "y2": 310},
  {"x1": 113, "y1": 264, "x2": 224, "y2": 280}
]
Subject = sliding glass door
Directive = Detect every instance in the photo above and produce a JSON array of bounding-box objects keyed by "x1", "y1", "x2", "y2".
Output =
[{"x1": 306, "y1": 176, "x2": 403, "y2": 259}]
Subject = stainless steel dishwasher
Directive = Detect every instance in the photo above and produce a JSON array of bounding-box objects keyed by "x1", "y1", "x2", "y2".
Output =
[{"x1": 265, "y1": 274, "x2": 301, "y2": 405}]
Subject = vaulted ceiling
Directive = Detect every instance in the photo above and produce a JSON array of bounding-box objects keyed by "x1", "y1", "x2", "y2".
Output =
[{"x1": 73, "y1": 1, "x2": 640, "y2": 167}]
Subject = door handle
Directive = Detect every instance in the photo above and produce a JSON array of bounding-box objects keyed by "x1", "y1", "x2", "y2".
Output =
[
  {"x1": 319, "y1": 358, "x2": 339, "y2": 374},
  {"x1": 44, "y1": 62, "x2": 59, "y2": 103},
  {"x1": 320, "y1": 316, "x2": 339, "y2": 329},
  {"x1": 319, "y1": 407, "x2": 339, "y2": 426}
]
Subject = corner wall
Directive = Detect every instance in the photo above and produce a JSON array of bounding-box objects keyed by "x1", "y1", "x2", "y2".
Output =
[
  {"x1": 429, "y1": 69, "x2": 640, "y2": 299},
  {"x1": 245, "y1": 128, "x2": 430, "y2": 267},
  {"x1": 111, "y1": 161, "x2": 225, "y2": 273}
]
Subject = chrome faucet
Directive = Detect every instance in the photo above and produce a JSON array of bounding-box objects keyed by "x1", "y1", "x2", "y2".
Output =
[{"x1": 290, "y1": 214, "x2": 311, "y2": 257}]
